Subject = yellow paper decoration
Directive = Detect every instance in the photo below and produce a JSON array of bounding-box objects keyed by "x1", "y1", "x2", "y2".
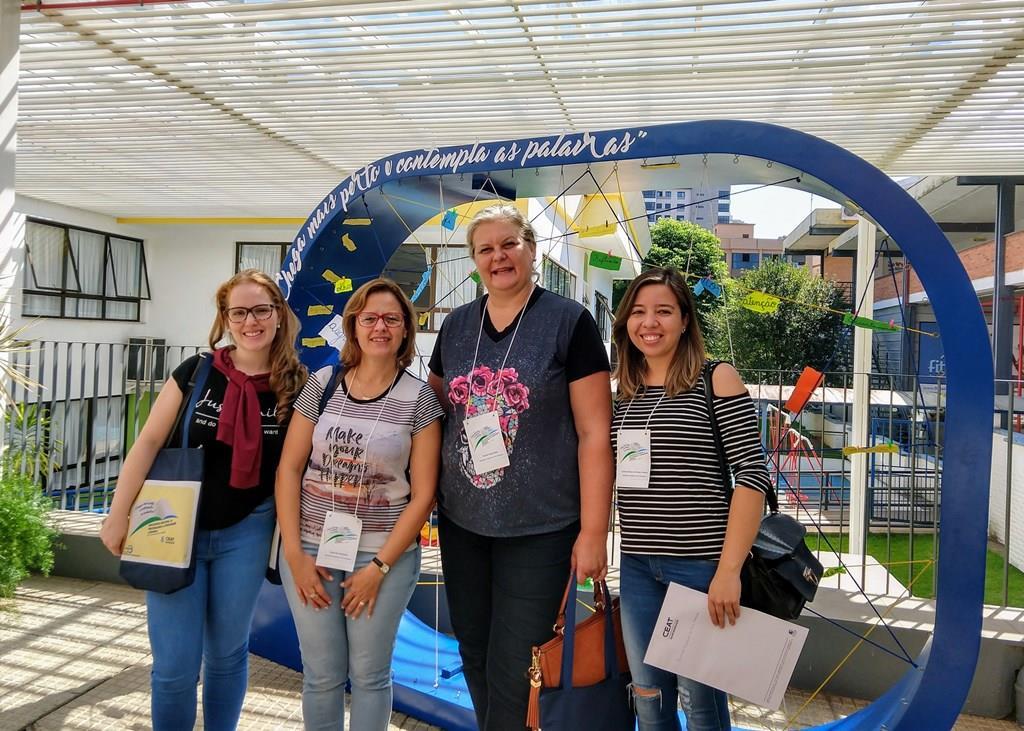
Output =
[
  {"x1": 578, "y1": 222, "x2": 617, "y2": 238},
  {"x1": 343, "y1": 218, "x2": 371, "y2": 226},
  {"x1": 321, "y1": 269, "x2": 339, "y2": 283},
  {"x1": 740, "y1": 291, "x2": 782, "y2": 314},
  {"x1": 307, "y1": 305, "x2": 334, "y2": 316},
  {"x1": 842, "y1": 443, "x2": 899, "y2": 457},
  {"x1": 342, "y1": 233, "x2": 357, "y2": 252},
  {"x1": 301, "y1": 337, "x2": 327, "y2": 347},
  {"x1": 418, "y1": 312, "x2": 430, "y2": 326},
  {"x1": 334, "y1": 277, "x2": 353, "y2": 294}
]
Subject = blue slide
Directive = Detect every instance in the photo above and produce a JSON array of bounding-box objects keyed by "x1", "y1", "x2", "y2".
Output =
[{"x1": 248, "y1": 578, "x2": 774, "y2": 730}]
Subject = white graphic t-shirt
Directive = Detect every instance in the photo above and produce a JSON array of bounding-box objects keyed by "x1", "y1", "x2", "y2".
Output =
[{"x1": 293, "y1": 367, "x2": 443, "y2": 553}]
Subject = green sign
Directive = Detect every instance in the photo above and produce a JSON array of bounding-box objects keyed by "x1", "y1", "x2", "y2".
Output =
[{"x1": 589, "y1": 251, "x2": 622, "y2": 271}]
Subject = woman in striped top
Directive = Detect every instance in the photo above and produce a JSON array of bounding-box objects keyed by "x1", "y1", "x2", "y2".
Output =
[
  {"x1": 276, "y1": 278, "x2": 443, "y2": 731},
  {"x1": 611, "y1": 267, "x2": 772, "y2": 731}
]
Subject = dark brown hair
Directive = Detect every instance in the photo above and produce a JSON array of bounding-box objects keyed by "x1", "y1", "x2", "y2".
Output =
[{"x1": 612, "y1": 266, "x2": 706, "y2": 400}]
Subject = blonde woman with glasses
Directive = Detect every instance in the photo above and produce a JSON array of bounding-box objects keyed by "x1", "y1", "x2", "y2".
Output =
[{"x1": 276, "y1": 277, "x2": 443, "y2": 731}]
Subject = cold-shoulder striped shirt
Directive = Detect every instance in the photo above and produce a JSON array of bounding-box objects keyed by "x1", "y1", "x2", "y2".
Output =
[{"x1": 611, "y1": 366, "x2": 772, "y2": 558}]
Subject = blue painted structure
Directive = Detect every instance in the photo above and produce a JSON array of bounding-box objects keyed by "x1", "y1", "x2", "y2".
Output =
[{"x1": 259, "y1": 121, "x2": 992, "y2": 730}]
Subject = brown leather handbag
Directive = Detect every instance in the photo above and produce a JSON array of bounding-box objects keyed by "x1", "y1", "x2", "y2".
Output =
[{"x1": 526, "y1": 575, "x2": 631, "y2": 730}]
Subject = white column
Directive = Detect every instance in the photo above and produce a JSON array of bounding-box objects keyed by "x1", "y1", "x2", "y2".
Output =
[
  {"x1": 848, "y1": 216, "x2": 876, "y2": 555},
  {"x1": 1, "y1": 1, "x2": 20, "y2": 328}
]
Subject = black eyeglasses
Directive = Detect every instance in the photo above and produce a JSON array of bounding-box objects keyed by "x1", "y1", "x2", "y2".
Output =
[{"x1": 224, "y1": 304, "x2": 278, "y2": 323}]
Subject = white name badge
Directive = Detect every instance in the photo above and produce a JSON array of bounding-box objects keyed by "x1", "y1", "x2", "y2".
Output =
[
  {"x1": 316, "y1": 510, "x2": 362, "y2": 572},
  {"x1": 616, "y1": 429, "x2": 652, "y2": 488},
  {"x1": 464, "y1": 410, "x2": 510, "y2": 475}
]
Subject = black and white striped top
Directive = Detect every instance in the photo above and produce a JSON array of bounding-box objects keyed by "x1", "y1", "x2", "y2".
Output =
[{"x1": 611, "y1": 367, "x2": 772, "y2": 558}]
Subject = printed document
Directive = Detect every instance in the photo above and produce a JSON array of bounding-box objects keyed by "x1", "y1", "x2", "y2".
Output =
[{"x1": 643, "y1": 582, "x2": 808, "y2": 709}]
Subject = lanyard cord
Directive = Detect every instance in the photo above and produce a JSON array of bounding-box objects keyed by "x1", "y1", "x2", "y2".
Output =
[
  {"x1": 327, "y1": 367, "x2": 400, "y2": 516},
  {"x1": 465, "y1": 285, "x2": 534, "y2": 418},
  {"x1": 618, "y1": 386, "x2": 667, "y2": 436}
]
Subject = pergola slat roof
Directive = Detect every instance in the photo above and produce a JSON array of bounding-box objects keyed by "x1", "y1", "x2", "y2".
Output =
[{"x1": 16, "y1": 0, "x2": 1024, "y2": 217}]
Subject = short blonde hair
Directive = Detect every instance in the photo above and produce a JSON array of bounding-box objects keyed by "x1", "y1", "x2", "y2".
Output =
[
  {"x1": 340, "y1": 278, "x2": 417, "y2": 370},
  {"x1": 466, "y1": 204, "x2": 537, "y2": 256}
]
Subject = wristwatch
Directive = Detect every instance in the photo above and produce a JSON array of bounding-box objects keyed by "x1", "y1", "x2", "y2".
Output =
[{"x1": 372, "y1": 556, "x2": 391, "y2": 575}]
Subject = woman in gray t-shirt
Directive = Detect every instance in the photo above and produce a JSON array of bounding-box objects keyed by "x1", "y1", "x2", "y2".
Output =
[{"x1": 428, "y1": 204, "x2": 613, "y2": 730}]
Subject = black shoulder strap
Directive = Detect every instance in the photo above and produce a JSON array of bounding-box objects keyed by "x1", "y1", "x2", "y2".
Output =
[
  {"x1": 165, "y1": 352, "x2": 210, "y2": 449},
  {"x1": 702, "y1": 360, "x2": 732, "y2": 500},
  {"x1": 702, "y1": 360, "x2": 778, "y2": 513},
  {"x1": 316, "y1": 362, "x2": 345, "y2": 417}
]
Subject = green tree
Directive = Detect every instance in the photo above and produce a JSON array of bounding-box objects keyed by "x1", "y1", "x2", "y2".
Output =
[{"x1": 716, "y1": 259, "x2": 847, "y2": 381}]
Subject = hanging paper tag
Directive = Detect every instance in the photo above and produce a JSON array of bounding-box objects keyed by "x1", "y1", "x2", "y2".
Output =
[
  {"x1": 442, "y1": 209, "x2": 458, "y2": 231},
  {"x1": 464, "y1": 411, "x2": 510, "y2": 474},
  {"x1": 316, "y1": 510, "x2": 362, "y2": 572},
  {"x1": 318, "y1": 315, "x2": 347, "y2": 350},
  {"x1": 334, "y1": 276, "x2": 353, "y2": 294},
  {"x1": 701, "y1": 278, "x2": 722, "y2": 298},
  {"x1": 616, "y1": 429, "x2": 652, "y2": 488},
  {"x1": 740, "y1": 291, "x2": 781, "y2": 314},
  {"x1": 589, "y1": 251, "x2": 623, "y2": 271}
]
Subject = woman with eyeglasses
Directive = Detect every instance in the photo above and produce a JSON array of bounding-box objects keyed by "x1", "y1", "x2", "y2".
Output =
[
  {"x1": 100, "y1": 269, "x2": 306, "y2": 730},
  {"x1": 275, "y1": 277, "x2": 443, "y2": 731}
]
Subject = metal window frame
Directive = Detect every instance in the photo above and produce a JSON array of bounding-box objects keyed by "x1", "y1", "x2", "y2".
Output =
[{"x1": 22, "y1": 218, "x2": 147, "y2": 322}]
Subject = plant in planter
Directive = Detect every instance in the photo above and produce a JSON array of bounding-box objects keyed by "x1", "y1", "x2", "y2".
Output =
[
  {"x1": 0, "y1": 317, "x2": 57, "y2": 603},
  {"x1": 0, "y1": 456, "x2": 57, "y2": 601}
]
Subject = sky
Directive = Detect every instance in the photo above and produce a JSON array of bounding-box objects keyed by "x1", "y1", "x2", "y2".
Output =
[{"x1": 728, "y1": 185, "x2": 841, "y2": 239}]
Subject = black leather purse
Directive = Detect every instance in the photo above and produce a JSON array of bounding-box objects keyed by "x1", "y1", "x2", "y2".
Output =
[{"x1": 702, "y1": 362, "x2": 824, "y2": 620}]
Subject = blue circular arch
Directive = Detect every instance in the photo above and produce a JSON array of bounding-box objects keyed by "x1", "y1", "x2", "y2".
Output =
[{"x1": 279, "y1": 120, "x2": 993, "y2": 730}]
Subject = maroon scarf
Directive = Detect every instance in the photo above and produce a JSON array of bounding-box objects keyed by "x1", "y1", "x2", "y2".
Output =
[{"x1": 212, "y1": 347, "x2": 273, "y2": 489}]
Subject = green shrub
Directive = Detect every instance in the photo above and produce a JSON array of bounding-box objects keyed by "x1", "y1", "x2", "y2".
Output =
[{"x1": 0, "y1": 463, "x2": 57, "y2": 601}]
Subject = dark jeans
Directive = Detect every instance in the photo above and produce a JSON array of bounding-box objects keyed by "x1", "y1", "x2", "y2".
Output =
[{"x1": 438, "y1": 512, "x2": 577, "y2": 731}]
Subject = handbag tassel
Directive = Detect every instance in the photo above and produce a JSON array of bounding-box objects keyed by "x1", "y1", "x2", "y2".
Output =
[{"x1": 526, "y1": 649, "x2": 542, "y2": 730}]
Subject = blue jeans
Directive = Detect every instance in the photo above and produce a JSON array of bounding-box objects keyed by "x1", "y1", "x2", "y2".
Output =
[
  {"x1": 281, "y1": 544, "x2": 420, "y2": 731},
  {"x1": 146, "y1": 497, "x2": 275, "y2": 731},
  {"x1": 620, "y1": 553, "x2": 732, "y2": 731},
  {"x1": 438, "y1": 512, "x2": 577, "y2": 731}
]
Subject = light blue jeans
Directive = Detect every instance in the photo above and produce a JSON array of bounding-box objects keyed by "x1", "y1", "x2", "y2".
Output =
[
  {"x1": 620, "y1": 552, "x2": 732, "y2": 731},
  {"x1": 281, "y1": 543, "x2": 420, "y2": 731},
  {"x1": 146, "y1": 497, "x2": 276, "y2": 731}
]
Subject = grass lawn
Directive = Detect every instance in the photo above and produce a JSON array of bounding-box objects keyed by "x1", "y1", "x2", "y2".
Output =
[{"x1": 804, "y1": 532, "x2": 1024, "y2": 607}]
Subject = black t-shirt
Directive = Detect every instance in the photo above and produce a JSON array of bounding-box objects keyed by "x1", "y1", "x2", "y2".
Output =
[
  {"x1": 428, "y1": 287, "x2": 610, "y2": 536},
  {"x1": 171, "y1": 354, "x2": 286, "y2": 529},
  {"x1": 427, "y1": 286, "x2": 609, "y2": 380}
]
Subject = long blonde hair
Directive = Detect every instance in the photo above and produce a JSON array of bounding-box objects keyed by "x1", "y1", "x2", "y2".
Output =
[
  {"x1": 339, "y1": 278, "x2": 417, "y2": 370},
  {"x1": 612, "y1": 267, "x2": 706, "y2": 400},
  {"x1": 208, "y1": 269, "x2": 306, "y2": 421}
]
